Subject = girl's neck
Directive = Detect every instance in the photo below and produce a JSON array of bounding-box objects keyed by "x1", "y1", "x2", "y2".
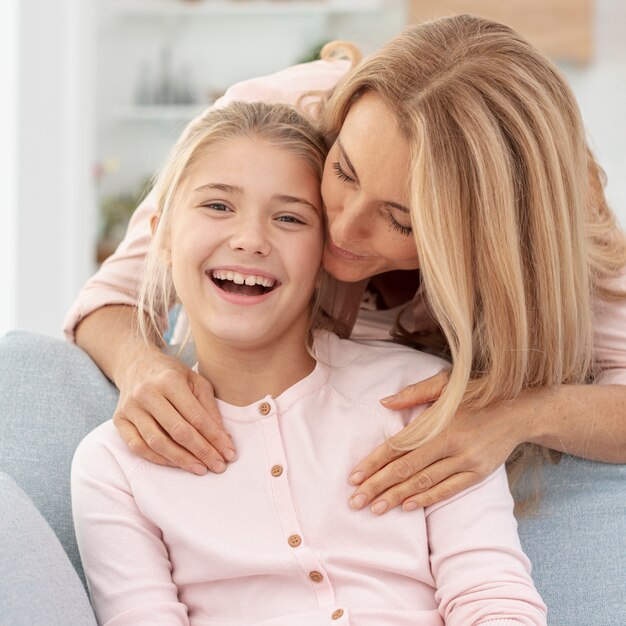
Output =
[{"x1": 194, "y1": 332, "x2": 316, "y2": 407}]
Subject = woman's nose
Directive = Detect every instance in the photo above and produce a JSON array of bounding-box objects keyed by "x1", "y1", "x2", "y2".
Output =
[
  {"x1": 328, "y1": 194, "x2": 370, "y2": 244},
  {"x1": 228, "y1": 217, "x2": 271, "y2": 256}
]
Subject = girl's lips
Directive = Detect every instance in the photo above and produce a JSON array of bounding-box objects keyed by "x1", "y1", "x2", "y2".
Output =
[
  {"x1": 206, "y1": 271, "x2": 279, "y2": 306},
  {"x1": 327, "y1": 239, "x2": 367, "y2": 261}
]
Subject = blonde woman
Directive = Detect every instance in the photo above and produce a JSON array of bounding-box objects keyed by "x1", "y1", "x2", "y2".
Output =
[{"x1": 66, "y1": 15, "x2": 626, "y2": 514}]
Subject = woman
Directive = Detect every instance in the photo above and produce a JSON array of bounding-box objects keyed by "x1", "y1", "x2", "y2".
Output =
[
  {"x1": 71, "y1": 99, "x2": 546, "y2": 625},
  {"x1": 66, "y1": 14, "x2": 626, "y2": 514}
]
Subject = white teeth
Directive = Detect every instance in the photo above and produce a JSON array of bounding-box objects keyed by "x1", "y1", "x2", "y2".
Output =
[{"x1": 211, "y1": 270, "x2": 276, "y2": 288}]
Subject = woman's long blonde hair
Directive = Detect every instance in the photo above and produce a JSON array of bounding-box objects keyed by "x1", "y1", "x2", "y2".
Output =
[
  {"x1": 138, "y1": 101, "x2": 328, "y2": 347},
  {"x1": 321, "y1": 15, "x2": 626, "y2": 492}
]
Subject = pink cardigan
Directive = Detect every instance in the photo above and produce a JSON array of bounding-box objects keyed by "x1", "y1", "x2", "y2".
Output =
[
  {"x1": 63, "y1": 58, "x2": 626, "y2": 385},
  {"x1": 71, "y1": 332, "x2": 547, "y2": 626}
]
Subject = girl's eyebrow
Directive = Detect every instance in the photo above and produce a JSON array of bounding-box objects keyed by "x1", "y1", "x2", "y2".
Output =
[
  {"x1": 337, "y1": 138, "x2": 410, "y2": 215},
  {"x1": 194, "y1": 183, "x2": 242, "y2": 194},
  {"x1": 273, "y1": 194, "x2": 320, "y2": 214}
]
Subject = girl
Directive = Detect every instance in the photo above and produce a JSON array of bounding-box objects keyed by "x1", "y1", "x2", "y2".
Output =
[
  {"x1": 71, "y1": 101, "x2": 546, "y2": 625},
  {"x1": 67, "y1": 15, "x2": 626, "y2": 512}
]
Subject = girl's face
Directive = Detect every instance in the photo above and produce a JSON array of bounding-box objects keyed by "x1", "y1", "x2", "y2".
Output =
[
  {"x1": 321, "y1": 92, "x2": 420, "y2": 283},
  {"x1": 168, "y1": 136, "x2": 324, "y2": 351}
]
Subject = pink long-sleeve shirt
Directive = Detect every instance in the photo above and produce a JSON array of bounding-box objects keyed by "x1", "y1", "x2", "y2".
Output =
[
  {"x1": 63, "y1": 58, "x2": 626, "y2": 385},
  {"x1": 71, "y1": 332, "x2": 547, "y2": 626}
]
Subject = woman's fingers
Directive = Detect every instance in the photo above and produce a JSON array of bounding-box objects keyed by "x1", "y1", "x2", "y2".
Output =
[
  {"x1": 349, "y1": 442, "x2": 446, "y2": 510},
  {"x1": 113, "y1": 415, "x2": 177, "y2": 469},
  {"x1": 139, "y1": 393, "x2": 230, "y2": 474},
  {"x1": 399, "y1": 471, "x2": 481, "y2": 511},
  {"x1": 380, "y1": 369, "x2": 450, "y2": 410},
  {"x1": 368, "y1": 460, "x2": 478, "y2": 514},
  {"x1": 157, "y1": 370, "x2": 236, "y2": 465},
  {"x1": 348, "y1": 439, "x2": 406, "y2": 488},
  {"x1": 117, "y1": 402, "x2": 219, "y2": 475},
  {"x1": 188, "y1": 371, "x2": 237, "y2": 462}
]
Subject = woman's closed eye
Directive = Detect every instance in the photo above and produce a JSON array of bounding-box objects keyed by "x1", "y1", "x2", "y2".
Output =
[
  {"x1": 332, "y1": 161, "x2": 356, "y2": 184},
  {"x1": 385, "y1": 210, "x2": 413, "y2": 237}
]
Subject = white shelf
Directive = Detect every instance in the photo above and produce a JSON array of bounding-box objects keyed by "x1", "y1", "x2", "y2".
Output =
[
  {"x1": 115, "y1": 105, "x2": 210, "y2": 122},
  {"x1": 118, "y1": 0, "x2": 385, "y2": 18}
]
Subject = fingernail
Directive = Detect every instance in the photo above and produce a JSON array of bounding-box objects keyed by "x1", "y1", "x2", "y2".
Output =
[
  {"x1": 349, "y1": 471, "x2": 365, "y2": 485},
  {"x1": 350, "y1": 493, "x2": 367, "y2": 510},
  {"x1": 403, "y1": 501, "x2": 418, "y2": 512},
  {"x1": 223, "y1": 448, "x2": 237, "y2": 463},
  {"x1": 380, "y1": 394, "x2": 398, "y2": 405},
  {"x1": 191, "y1": 463, "x2": 208, "y2": 476},
  {"x1": 371, "y1": 500, "x2": 388, "y2": 515},
  {"x1": 210, "y1": 460, "x2": 227, "y2": 473}
]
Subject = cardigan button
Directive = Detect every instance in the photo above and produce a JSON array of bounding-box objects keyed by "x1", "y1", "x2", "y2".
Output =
[
  {"x1": 331, "y1": 608, "x2": 344, "y2": 620},
  {"x1": 309, "y1": 570, "x2": 323, "y2": 583},
  {"x1": 287, "y1": 534, "x2": 302, "y2": 547},
  {"x1": 271, "y1": 465, "x2": 283, "y2": 477},
  {"x1": 258, "y1": 402, "x2": 271, "y2": 416}
]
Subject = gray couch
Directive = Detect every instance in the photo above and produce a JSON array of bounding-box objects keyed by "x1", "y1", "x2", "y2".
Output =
[{"x1": 0, "y1": 330, "x2": 624, "y2": 625}]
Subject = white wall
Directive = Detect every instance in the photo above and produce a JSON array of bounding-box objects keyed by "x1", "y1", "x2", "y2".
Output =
[
  {"x1": 0, "y1": 0, "x2": 19, "y2": 337},
  {"x1": 4, "y1": 0, "x2": 96, "y2": 339},
  {"x1": 562, "y1": 0, "x2": 626, "y2": 225}
]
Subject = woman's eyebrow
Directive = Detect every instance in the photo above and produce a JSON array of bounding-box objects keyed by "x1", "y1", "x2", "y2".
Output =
[
  {"x1": 337, "y1": 139, "x2": 410, "y2": 214},
  {"x1": 194, "y1": 183, "x2": 242, "y2": 193}
]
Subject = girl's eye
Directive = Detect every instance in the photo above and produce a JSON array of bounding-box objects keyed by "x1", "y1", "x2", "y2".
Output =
[
  {"x1": 332, "y1": 161, "x2": 355, "y2": 184},
  {"x1": 385, "y1": 211, "x2": 413, "y2": 237},
  {"x1": 203, "y1": 202, "x2": 230, "y2": 212},
  {"x1": 276, "y1": 215, "x2": 305, "y2": 225}
]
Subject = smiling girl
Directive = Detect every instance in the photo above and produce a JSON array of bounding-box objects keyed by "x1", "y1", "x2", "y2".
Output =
[{"x1": 71, "y1": 101, "x2": 546, "y2": 626}]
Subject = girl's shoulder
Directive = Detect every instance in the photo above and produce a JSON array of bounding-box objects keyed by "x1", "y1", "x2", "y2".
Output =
[{"x1": 314, "y1": 331, "x2": 448, "y2": 403}]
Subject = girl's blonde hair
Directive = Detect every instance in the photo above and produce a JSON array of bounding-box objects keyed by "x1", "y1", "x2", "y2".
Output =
[
  {"x1": 321, "y1": 14, "x2": 626, "y2": 498},
  {"x1": 138, "y1": 101, "x2": 329, "y2": 347}
]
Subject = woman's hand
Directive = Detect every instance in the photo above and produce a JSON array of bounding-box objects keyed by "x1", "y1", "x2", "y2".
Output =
[
  {"x1": 112, "y1": 346, "x2": 237, "y2": 476},
  {"x1": 348, "y1": 371, "x2": 527, "y2": 514}
]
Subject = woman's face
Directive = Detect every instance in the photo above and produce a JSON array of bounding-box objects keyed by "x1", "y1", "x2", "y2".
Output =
[
  {"x1": 168, "y1": 136, "x2": 324, "y2": 352},
  {"x1": 321, "y1": 92, "x2": 420, "y2": 283}
]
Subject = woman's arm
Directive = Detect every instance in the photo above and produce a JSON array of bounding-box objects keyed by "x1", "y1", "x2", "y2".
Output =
[
  {"x1": 426, "y1": 466, "x2": 547, "y2": 625},
  {"x1": 348, "y1": 379, "x2": 626, "y2": 515},
  {"x1": 75, "y1": 304, "x2": 235, "y2": 475},
  {"x1": 347, "y1": 268, "x2": 626, "y2": 513}
]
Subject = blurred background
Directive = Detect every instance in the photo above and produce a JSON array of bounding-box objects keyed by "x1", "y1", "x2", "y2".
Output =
[{"x1": 1, "y1": 0, "x2": 625, "y2": 339}]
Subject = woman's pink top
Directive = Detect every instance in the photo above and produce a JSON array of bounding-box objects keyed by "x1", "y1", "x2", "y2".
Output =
[
  {"x1": 71, "y1": 332, "x2": 547, "y2": 626},
  {"x1": 63, "y1": 57, "x2": 626, "y2": 385}
]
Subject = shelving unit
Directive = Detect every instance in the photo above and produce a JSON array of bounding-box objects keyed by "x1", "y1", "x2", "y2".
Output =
[
  {"x1": 118, "y1": 0, "x2": 386, "y2": 18},
  {"x1": 115, "y1": 105, "x2": 209, "y2": 122}
]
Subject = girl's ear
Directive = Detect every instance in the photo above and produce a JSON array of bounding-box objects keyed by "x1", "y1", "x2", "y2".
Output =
[
  {"x1": 151, "y1": 213, "x2": 172, "y2": 264},
  {"x1": 150, "y1": 214, "x2": 159, "y2": 235}
]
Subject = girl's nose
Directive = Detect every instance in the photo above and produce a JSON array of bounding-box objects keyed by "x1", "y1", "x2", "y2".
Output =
[{"x1": 228, "y1": 217, "x2": 271, "y2": 256}]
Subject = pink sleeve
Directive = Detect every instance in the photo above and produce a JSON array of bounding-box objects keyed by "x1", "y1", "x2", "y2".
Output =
[
  {"x1": 63, "y1": 58, "x2": 349, "y2": 342},
  {"x1": 426, "y1": 466, "x2": 547, "y2": 626},
  {"x1": 593, "y1": 267, "x2": 626, "y2": 385},
  {"x1": 71, "y1": 427, "x2": 190, "y2": 626}
]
